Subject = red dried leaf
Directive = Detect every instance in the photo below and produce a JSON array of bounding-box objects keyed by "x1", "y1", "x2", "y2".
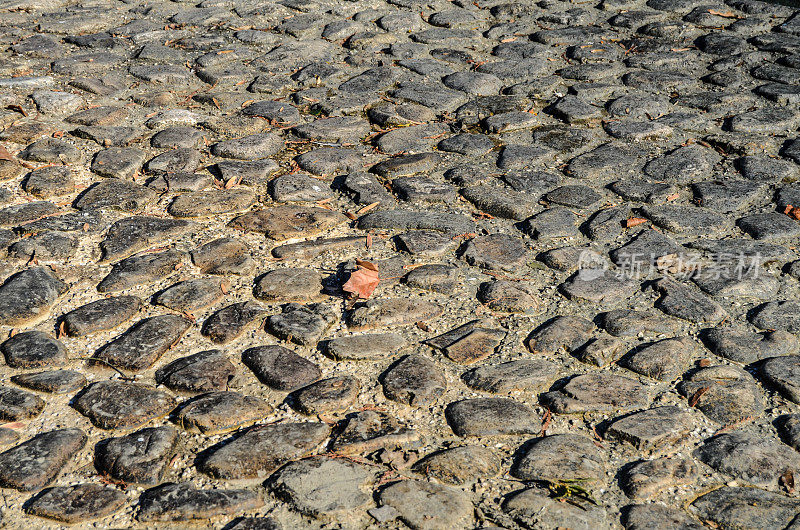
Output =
[
  {"x1": 782, "y1": 469, "x2": 795, "y2": 494},
  {"x1": 708, "y1": 9, "x2": 740, "y2": 18},
  {"x1": 625, "y1": 217, "x2": 648, "y2": 228},
  {"x1": 343, "y1": 264, "x2": 380, "y2": 299},
  {"x1": 689, "y1": 386, "x2": 711, "y2": 407},
  {"x1": 355, "y1": 259, "x2": 378, "y2": 272},
  {"x1": 0, "y1": 145, "x2": 14, "y2": 161},
  {"x1": 784, "y1": 205, "x2": 800, "y2": 220}
]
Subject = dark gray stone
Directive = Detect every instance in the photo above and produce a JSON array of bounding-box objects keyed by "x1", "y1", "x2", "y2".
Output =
[
  {"x1": 690, "y1": 487, "x2": 800, "y2": 530},
  {"x1": 242, "y1": 345, "x2": 321, "y2": 391},
  {"x1": 155, "y1": 350, "x2": 237, "y2": 393},
  {"x1": 93, "y1": 315, "x2": 192, "y2": 372},
  {"x1": 1, "y1": 331, "x2": 66, "y2": 368},
  {"x1": 95, "y1": 426, "x2": 178, "y2": 484},
  {"x1": 137, "y1": 483, "x2": 263, "y2": 522},
  {"x1": 200, "y1": 422, "x2": 329, "y2": 480},
  {"x1": 0, "y1": 429, "x2": 86, "y2": 491},
  {"x1": 11, "y1": 370, "x2": 86, "y2": 394},
  {"x1": 381, "y1": 354, "x2": 446, "y2": 405},
  {"x1": 0, "y1": 267, "x2": 68, "y2": 326},
  {"x1": 174, "y1": 391, "x2": 272, "y2": 435},
  {"x1": 541, "y1": 372, "x2": 651, "y2": 414},
  {"x1": 679, "y1": 365, "x2": 763, "y2": 424},
  {"x1": 446, "y1": 398, "x2": 539, "y2": 437},
  {"x1": 25, "y1": 484, "x2": 126, "y2": 523},
  {"x1": 61, "y1": 296, "x2": 141, "y2": 337}
]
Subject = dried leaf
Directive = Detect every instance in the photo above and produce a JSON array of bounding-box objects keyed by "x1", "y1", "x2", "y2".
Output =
[
  {"x1": 625, "y1": 217, "x2": 648, "y2": 228},
  {"x1": 781, "y1": 469, "x2": 795, "y2": 494},
  {"x1": 689, "y1": 386, "x2": 711, "y2": 407},
  {"x1": 784, "y1": 205, "x2": 800, "y2": 220},
  {"x1": 708, "y1": 9, "x2": 740, "y2": 18},
  {"x1": 0, "y1": 145, "x2": 14, "y2": 161},
  {"x1": 415, "y1": 321, "x2": 430, "y2": 332},
  {"x1": 355, "y1": 259, "x2": 378, "y2": 272},
  {"x1": 356, "y1": 201, "x2": 381, "y2": 215},
  {"x1": 0, "y1": 422, "x2": 24, "y2": 429},
  {"x1": 6, "y1": 104, "x2": 27, "y2": 117},
  {"x1": 343, "y1": 263, "x2": 380, "y2": 299},
  {"x1": 540, "y1": 408, "x2": 552, "y2": 436}
]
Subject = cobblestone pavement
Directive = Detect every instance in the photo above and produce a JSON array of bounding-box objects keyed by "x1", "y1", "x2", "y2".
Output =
[{"x1": 0, "y1": 0, "x2": 799, "y2": 527}]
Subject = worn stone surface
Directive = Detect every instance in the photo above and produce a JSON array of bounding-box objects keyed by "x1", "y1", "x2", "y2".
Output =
[
  {"x1": 541, "y1": 372, "x2": 651, "y2": 414},
  {"x1": 154, "y1": 278, "x2": 224, "y2": 314},
  {"x1": 325, "y1": 333, "x2": 407, "y2": 361},
  {"x1": 605, "y1": 406, "x2": 696, "y2": 451},
  {"x1": 11, "y1": 370, "x2": 86, "y2": 394},
  {"x1": 761, "y1": 355, "x2": 800, "y2": 404},
  {"x1": 378, "y1": 480, "x2": 473, "y2": 530},
  {"x1": 1, "y1": 0, "x2": 800, "y2": 526},
  {"x1": 503, "y1": 487, "x2": 610, "y2": 530},
  {"x1": 622, "y1": 337, "x2": 696, "y2": 381},
  {"x1": 526, "y1": 315, "x2": 594, "y2": 354},
  {"x1": 428, "y1": 321, "x2": 506, "y2": 365},
  {"x1": 462, "y1": 359, "x2": 558, "y2": 393},
  {"x1": 201, "y1": 422, "x2": 329, "y2": 480},
  {"x1": 61, "y1": 296, "x2": 141, "y2": 337},
  {"x1": 381, "y1": 354, "x2": 446, "y2": 405},
  {"x1": 97, "y1": 250, "x2": 185, "y2": 293},
  {"x1": 0, "y1": 267, "x2": 67, "y2": 326},
  {"x1": 137, "y1": 483, "x2": 263, "y2": 522},
  {"x1": 704, "y1": 328, "x2": 798, "y2": 364},
  {"x1": 100, "y1": 216, "x2": 193, "y2": 262},
  {"x1": 512, "y1": 434, "x2": 606, "y2": 482},
  {"x1": 254, "y1": 268, "x2": 323, "y2": 303},
  {"x1": 73, "y1": 381, "x2": 176, "y2": 430},
  {"x1": 679, "y1": 365, "x2": 764, "y2": 425},
  {"x1": 329, "y1": 410, "x2": 418, "y2": 454},
  {"x1": 267, "y1": 303, "x2": 337, "y2": 345},
  {"x1": 0, "y1": 386, "x2": 46, "y2": 421},
  {"x1": 93, "y1": 315, "x2": 192, "y2": 372},
  {"x1": 229, "y1": 206, "x2": 347, "y2": 241},
  {"x1": 446, "y1": 398, "x2": 539, "y2": 437},
  {"x1": 348, "y1": 299, "x2": 442, "y2": 332},
  {"x1": 155, "y1": 350, "x2": 237, "y2": 393},
  {"x1": 0, "y1": 429, "x2": 87, "y2": 491},
  {"x1": 623, "y1": 503, "x2": 703, "y2": 530},
  {"x1": 696, "y1": 431, "x2": 800, "y2": 489},
  {"x1": 174, "y1": 391, "x2": 272, "y2": 435},
  {"x1": 268, "y1": 456, "x2": 373, "y2": 517},
  {"x1": 413, "y1": 445, "x2": 500, "y2": 485},
  {"x1": 202, "y1": 302, "x2": 266, "y2": 344},
  {"x1": 25, "y1": 484, "x2": 126, "y2": 523},
  {"x1": 242, "y1": 345, "x2": 321, "y2": 391},
  {"x1": 191, "y1": 238, "x2": 254, "y2": 276},
  {"x1": 95, "y1": 426, "x2": 179, "y2": 485},
  {"x1": 291, "y1": 376, "x2": 360, "y2": 415},
  {"x1": 621, "y1": 457, "x2": 698, "y2": 500},
  {"x1": 1, "y1": 331, "x2": 66, "y2": 368},
  {"x1": 690, "y1": 487, "x2": 800, "y2": 530}
]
